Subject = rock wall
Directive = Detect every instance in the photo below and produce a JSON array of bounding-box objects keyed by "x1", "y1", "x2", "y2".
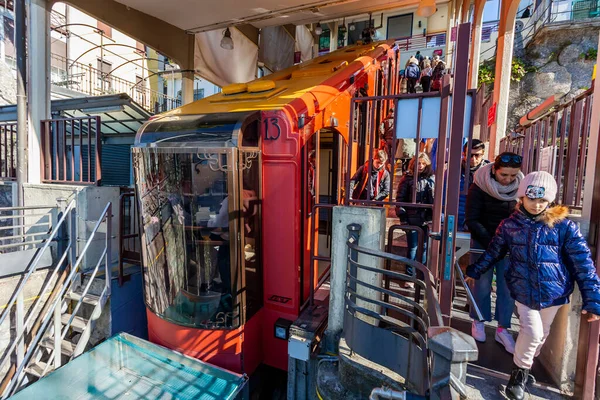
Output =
[
  {"x1": 0, "y1": 60, "x2": 16, "y2": 106},
  {"x1": 506, "y1": 21, "x2": 599, "y2": 132}
]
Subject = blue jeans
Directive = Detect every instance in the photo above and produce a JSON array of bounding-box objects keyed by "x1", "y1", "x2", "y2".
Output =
[
  {"x1": 469, "y1": 256, "x2": 514, "y2": 327},
  {"x1": 406, "y1": 228, "x2": 427, "y2": 276}
]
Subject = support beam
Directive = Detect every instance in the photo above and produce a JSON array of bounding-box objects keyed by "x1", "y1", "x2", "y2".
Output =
[
  {"x1": 574, "y1": 34, "x2": 600, "y2": 400},
  {"x1": 237, "y1": 24, "x2": 260, "y2": 46},
  {"x1": 56, "y1": 0, "x2": 192, "y2": 67},
  {"x1": 16, "y1": 0, "x2": 26, "y2": 202},
  {"x1": 468, "y1": 0, "x2": 486, "y2": 89},
  {"x1": 181, "y1": 71, "x2": 195, "y2": 105},
  {"x1": 28, "y1": 0, "x2": 51, "y2": 184},
  {"x1": 489, "y1": 0, "x2": 520, "y2": 157},
  {"x1": 330, "y1": 21, "x2": 339, "y2": 52},
  {"x1": 445, "y1": 0, "x2": 457, "y2": 69},
  {"x1": 460, "y1": 0, "x2": 471, "y2": 23}
]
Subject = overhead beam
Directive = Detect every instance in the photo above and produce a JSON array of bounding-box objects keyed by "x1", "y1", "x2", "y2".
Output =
[
  {"x1": 57, "y1": 0, "x2": 194, "y2": 67},
  {"x1": 236, "y1": 24, "x2": 260, "y2": 46}
]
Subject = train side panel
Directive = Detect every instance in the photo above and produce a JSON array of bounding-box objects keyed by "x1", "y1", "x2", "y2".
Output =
[{"x1": 260, "y1": 109, "x2": 301, "y2": 370}]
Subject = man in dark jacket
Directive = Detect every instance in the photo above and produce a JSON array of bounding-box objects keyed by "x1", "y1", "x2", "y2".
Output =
[
  {"x1": 458, "y1": 139, "x2": 489, "y2": 230},
  {"x1": 349, "y1": 150, "x2": 390, "y2": 201}
]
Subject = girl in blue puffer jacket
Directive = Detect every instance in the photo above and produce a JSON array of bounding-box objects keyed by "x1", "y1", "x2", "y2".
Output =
[{"x1": 466, "y1": 171, "x2": 600, "y2": 400}]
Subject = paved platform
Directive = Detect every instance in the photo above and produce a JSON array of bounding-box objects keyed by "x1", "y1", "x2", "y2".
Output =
[{"x1": 466, "y1": 365, "x2": 566, "y2": 399}]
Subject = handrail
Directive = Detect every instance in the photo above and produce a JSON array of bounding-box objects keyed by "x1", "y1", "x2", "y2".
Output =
[
  {"x1": 346, "y1": 240, "x2": 444, "y2": 328},
  {"x1": 0, "y1": 200, "x2": 75, "y2": 328},
  {"x1": 454, "y1": 261, "x2": 484, "y2": 321},
  {"x1": 2, "y1": 202, "x2": 112, "y2": 398}
]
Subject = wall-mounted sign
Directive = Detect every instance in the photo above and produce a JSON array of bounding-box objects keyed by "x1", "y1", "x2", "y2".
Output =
[{"x1": 487, "y1": 103, "x2": 497, "y2": 127}]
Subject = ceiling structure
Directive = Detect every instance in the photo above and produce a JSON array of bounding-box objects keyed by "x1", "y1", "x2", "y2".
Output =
[{"x1": 113, "y1": 0, "x2": 449, "y2": 33}]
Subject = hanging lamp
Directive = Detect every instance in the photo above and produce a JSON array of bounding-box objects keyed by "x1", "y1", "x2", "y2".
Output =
[
  {"x1": 220, "y1": 27, "x2": 234, "y2": 50},
  {"x1": 416, "y1": 0, "x2": 437, "y2": 17}
]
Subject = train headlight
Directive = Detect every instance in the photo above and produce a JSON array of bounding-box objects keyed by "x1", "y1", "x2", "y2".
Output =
[{"x1": 274, "y1": 318, "x2": 293, "y2": 340}]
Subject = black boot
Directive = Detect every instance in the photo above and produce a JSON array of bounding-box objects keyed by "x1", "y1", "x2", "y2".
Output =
[{"x1": 505, "y1": 367, "x2": 529, "y2": 400}]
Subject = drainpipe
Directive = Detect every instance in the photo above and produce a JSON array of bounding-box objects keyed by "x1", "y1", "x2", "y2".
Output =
[
  {"x1": 15, "y1": 0, "x2": 27, "y2": 211},
  {"x1": 369, "y1": 387, "x2": 407, "y2": 400}
]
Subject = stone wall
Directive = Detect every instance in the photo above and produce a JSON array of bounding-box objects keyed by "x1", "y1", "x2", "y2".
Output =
[
  {"x1": 0, "y1": 61, "x2": 16, "y2": 106},
  {"x1": 506, "y1": 21, "x2": 600, "y2": 133}
]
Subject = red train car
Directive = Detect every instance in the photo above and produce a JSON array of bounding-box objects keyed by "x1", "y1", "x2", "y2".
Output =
[{"x1": 132, "y1": 41, "x2": 400, "y2": 375}]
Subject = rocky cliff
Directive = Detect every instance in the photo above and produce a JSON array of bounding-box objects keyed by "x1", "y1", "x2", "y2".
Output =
[{"x1": 507, "y1": 21, "x2": 599, "y2": 131}]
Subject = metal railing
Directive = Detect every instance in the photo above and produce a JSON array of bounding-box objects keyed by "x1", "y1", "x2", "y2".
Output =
[
  {"x1": 476, "y1": 84, "x2": 494, "y2": 144},
  {"x1": 0, "y1": 123, "x2": 16, "y2": 180},
  {"x1": 118, "y1": 190, "x2": 141, "y2": 286},
  {"x1": 0, "y1": 201, "x2": 75, "y2": 393},
  {"x1": 480, "y1": 0, "x2": 600, "y2": 60},
  {"x1": 50, "y1": 53, "x2": 181, "y2": 114},
  {"x1": 41, "y1": 116, "x2": 102, "y2": 185},
  {"x1": 343, "y1": 225, "x2": 477, "y2": 399},
  {"x1": 0, "y1": 201, "x2": 112, "y2": 398},
  {"x1": 395, "y1": 31, "x2": 447, "y2": 52},
  {"x1": 0, "y1": 205, "x2": 58, "y2": 253},
  {"x1": 501, "y1": 87, "x2": 594, "y2": 209}
]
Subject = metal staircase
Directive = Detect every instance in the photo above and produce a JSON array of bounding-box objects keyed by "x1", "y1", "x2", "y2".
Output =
[{"x1": 0, "y1": 200, "x2": 112, "y2": 398}]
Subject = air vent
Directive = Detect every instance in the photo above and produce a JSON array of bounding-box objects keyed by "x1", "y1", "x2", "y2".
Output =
[{"x1": 222, "y1": 83, "x2": 248, "y2": 95}]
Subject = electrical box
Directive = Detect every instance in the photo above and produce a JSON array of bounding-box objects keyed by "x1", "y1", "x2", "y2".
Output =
[{"x1": 288, "y1": 335, "x2": 310, "y2": 362}]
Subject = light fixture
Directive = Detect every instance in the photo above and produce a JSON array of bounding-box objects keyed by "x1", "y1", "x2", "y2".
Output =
[
  {"x1": 416, "y1": 0, "x2": 437, "y2": 17},
  {"x1": 339, "y1": 18, "x2": 347, "y2": 34},
  {"x1": 274, "y1": 318, "x2": 293, "y2": 340},
  {"x1": 314, "y1": 22, "x2": 323, "y2": 35},
  {"x1": 220, "y1": 27, "x2": 234, "y2": 50},
  {"x1": 349, "y1": 22, "x2": 356, "y2": 31}
]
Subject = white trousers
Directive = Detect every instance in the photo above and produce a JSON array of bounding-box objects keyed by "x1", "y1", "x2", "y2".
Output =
[{"x1": 514, "y1": 302, "x2": 562, "y2": 369}]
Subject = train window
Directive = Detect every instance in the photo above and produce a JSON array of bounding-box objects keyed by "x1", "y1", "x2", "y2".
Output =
[
  {"x1": 134, "y1": 148, "x2": 242, "y2": 330},
  {"x1": 241, "y1": 119, "x2": 259, "y2": 148},
  {"x1": 306, "y1": 133, "x2": 317, "y2": 215},
  {"x1": 241, "y1": 151, "x2": 262, "y2": 320}
]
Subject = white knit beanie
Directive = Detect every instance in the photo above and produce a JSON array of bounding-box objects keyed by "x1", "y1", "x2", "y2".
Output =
[{"x1": 517, "y1": 171, "x2": 557, "y2": 202}]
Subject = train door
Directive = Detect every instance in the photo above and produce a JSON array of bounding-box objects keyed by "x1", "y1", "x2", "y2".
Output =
[{"x1": 302, "y1": 128, "x2": 346, "y2": 306}]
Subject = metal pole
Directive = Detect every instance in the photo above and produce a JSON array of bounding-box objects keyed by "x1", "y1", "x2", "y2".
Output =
[
  {"x1": 100, "y1": 31, "x2": 104, "y2": 93},
  {"x1": 15, "y1": 0, "x2": 27, "y2": 209}
]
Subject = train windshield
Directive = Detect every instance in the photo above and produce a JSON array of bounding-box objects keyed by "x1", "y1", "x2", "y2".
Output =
[
  {"x1": 135, "y1": 112, "x2": 253, "y2": 146},
  {"x1": 133, "y1": 132, "x2": 261, "y2": 330}
]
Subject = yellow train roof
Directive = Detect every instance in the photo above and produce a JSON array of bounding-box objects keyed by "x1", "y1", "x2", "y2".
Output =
[{"x1": 163, "y1": 41, "x2": 395, "y2": 117}]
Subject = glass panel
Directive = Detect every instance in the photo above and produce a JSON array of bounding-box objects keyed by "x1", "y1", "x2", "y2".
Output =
[
  {"x1": 134, "y1": 149, "x2": 241, "y2": 329},
  {"x1": 10, "y1": 333, "x2": 247, "y2": 400},
  {"x1": 241, "y1": 151, "x2": 262, "y2": 320}
]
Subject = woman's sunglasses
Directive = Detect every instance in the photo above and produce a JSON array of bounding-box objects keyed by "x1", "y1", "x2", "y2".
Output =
[{"x1": 497, "y1": 154, "x2": 523, "y2": 164}]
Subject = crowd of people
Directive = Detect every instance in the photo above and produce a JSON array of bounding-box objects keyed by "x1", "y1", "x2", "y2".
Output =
[
  {"x1": 403, "y1": 50, "x2": 447, "y2": 93},
  {"x1": 348, "y1": 136, "x2": 600, "y2": 400}
]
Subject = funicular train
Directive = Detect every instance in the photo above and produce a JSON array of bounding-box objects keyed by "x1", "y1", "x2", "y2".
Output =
[{"x1": 132, "y1": 41, "x2": 402, "y2": 375}]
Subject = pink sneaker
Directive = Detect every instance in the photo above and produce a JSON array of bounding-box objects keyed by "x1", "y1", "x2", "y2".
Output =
[
  {"x1": 471, "y1": 321, "x2": 486, "y2": 342},
  {"x1": 495, "y1": 328, "x2": 516, "y2": 354}
]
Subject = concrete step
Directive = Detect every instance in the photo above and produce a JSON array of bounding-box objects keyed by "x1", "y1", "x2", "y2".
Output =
[
  {"x1": 25, "y1": 360, "x2": 53, "y2": 378},
  {"x1": 65, "y1": 291, "x2": 100, "y2": 306},
  {"x1": 61, "y1": 313, "x2": 88, "y2": 333},
  {"x1": 40, "y1": 336, "x2": 78, "y2": 357}
]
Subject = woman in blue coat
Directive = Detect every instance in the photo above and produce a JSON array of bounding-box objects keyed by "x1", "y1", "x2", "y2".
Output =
[{"x1": 466, "y1": 171, "x2": 600, "y2": 400}]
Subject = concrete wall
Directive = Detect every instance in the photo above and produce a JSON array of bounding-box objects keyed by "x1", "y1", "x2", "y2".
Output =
[{"x1": 76, "y1": 186, "x2": 120, "y2": 272}]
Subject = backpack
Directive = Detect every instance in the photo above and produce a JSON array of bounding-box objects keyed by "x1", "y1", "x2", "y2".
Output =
[{"x1": 406, "y1": 64, "x2": 420, "y2": 79}]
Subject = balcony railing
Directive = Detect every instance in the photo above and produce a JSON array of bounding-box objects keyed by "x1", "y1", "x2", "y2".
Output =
[
  {"x1": 395, "y1": 31, "x2": 447, "y2": 52},
  {"x1": 50, "y1": 54, "x2": 181, "y2": 114},
  {"x1": 40, "y1": 116, "x2": 102, "y2": 185},
  {"x1": 500, "y1": 88, "x2": 594, "y2": 210},
  {"x1": 0, "y1": 123, "x2": 17, "y2": 180}
]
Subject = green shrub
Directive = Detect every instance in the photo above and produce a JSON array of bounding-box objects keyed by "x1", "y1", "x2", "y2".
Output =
[{"x1": 477, "y1": 57, "x2": 532, "y2": 88}]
